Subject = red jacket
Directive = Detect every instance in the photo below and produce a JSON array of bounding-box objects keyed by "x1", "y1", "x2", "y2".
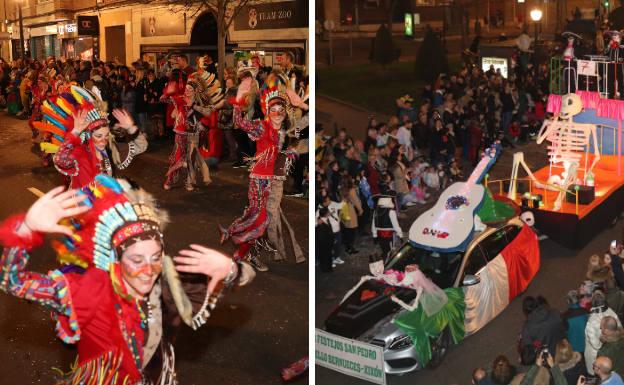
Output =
[
  {"x1": 53, "y1": 132, "x2": 103, "y2": 189},
  {"x1": 234, "y1": 106, "x2": 293, "y2": 179}
]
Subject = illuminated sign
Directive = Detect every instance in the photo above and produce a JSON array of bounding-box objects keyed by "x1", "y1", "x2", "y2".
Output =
[
  {"x1": 405, "y1": 13, "x2": 413, "y2": 37},
  {"x1": 482, "y1": 56, "x2": 509, "y2": 78},
  {"x1": 66, "y1": 24, "x2": 77, "y2": 33}
]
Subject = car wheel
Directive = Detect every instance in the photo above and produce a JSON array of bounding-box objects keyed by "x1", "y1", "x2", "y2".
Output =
[{"x1": 426, "y1": 327, "x2": 450, "y2": 369}]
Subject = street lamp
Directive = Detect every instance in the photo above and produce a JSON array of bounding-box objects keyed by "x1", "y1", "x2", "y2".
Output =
[{"x1": 530, "y1": 8, "x2": 543, "y2": 69}]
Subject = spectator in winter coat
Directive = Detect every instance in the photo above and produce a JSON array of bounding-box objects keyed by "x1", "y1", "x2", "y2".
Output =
[
  {"x1": 365, "y1": 152, "x2": 382, "y2": 195},
  {"x1": 316, "y1": 208, "x2": 335, "y2": 273},
  {"x1": 339, "y1": 185, "x2": 363, "y2": 255},
  {"x1": 516, "y1": 350, "x2": 568, "y2": 385},
  {"x1": 554, "y1": 339, "x2": 587, "y2": 385},
  {"x1": 598, "y1": 316, "x2": 624, "y2": 378},
  {"x1": 561, "y1": 290, "x2": 589, "y2": 354},
  {"x1": 586, "y1": 291, "x2": 622, "y2": 375},
  {"x1": 609, "y1": 242, "x2": 624, "y2": 291},
  {"x1": 520, "y1": 296, "x2": 567, "y2": 354}
]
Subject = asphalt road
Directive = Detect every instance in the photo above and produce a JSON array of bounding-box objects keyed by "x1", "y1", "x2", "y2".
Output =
[
  {"x1": 0, "y1": 113, "x2": 309, "y2": 384},
  {"x1": 314, "y1": 125, "x2": 620, "y2": 384}
]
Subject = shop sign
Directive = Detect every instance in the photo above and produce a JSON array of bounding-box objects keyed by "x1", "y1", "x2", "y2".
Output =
[
  {"x1": 58, "y1": 23, "x2": 78, "y2": 37},
  {"x1": 315, "y1": 329, "x2": 386, "y2": 385},
  {"x1": 77, "y1": 16, "x2": 100, "y2": 36},
  {"x1": 140, "y1": 10, "x2": 185, "y2": 37},
  {"x1": 234, "y1": 0, "x2": 308, "y2": 31}
]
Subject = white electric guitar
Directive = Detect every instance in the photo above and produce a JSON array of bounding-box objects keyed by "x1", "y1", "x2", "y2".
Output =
[{"x1": 409, "y1": 144, "x2": 501, "y2": 251}]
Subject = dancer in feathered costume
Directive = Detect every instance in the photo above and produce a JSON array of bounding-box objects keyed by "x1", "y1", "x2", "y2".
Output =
[
  {"x1": 220, "y1": 70, "x2": 307, "y2": 271},
  {"x1": 29, "y1": 73, "x2": 54, "y2": 165},
  {"x1": 0, "y1": 174, "x2": 254, "y2": 384},
  {"x1": 162, "y1": 61, "x2": 223, "y2": 192},
  {"x1": 42, "y1": 85, "x2": 147, "y2": 188}
]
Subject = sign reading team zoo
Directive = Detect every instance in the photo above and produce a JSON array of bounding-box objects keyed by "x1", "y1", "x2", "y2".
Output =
[
  {"x1": 315, "y1": 329, "x2": 386, "y2": 384},
  {"x1": 234, "y1": 0, "x2": 308, "y2": 30}
]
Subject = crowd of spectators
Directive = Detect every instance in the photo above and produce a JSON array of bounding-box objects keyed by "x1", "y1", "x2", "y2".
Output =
[
  {"x1": 470, "y1": 242, "x2": 624, "y2": 385},
  {"x1": 315, "y1": 56, "x2": 550, "y2": 271},
  {"x1": 0, "y1": 53, "x2": 308, "y2": 196}
]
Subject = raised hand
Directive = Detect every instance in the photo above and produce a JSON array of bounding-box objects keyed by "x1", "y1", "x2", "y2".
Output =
[
  {"x1": 22, "y1": 186, "x2": 89, "y2": 236},
  {"x1": 71, "y1": 109, "x2": 89, "y2": 136},
  {"x1": 174, "y1": 244, "x2": 236, "y2": 294},
  {"x1": 236, "y1": 77, "x2": 253, "y2": 102},
  {"x1": 112, "y1": 109, "x2": 136, "y2": 132}
]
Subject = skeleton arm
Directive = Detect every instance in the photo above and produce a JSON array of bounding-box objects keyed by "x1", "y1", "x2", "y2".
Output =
[
  {"x1": 536, "y1": 117, "x2": 558, "y2": 145},
  {"x1": 390, "y1": 286, "x2": 424, "y2": 312}
]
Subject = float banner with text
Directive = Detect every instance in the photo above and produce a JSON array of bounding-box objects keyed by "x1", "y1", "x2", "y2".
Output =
[{"x1": 315, "y1": 329, "x2": 386, "y2": 384}]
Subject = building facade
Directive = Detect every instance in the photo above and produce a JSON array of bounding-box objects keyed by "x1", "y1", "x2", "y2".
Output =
[{"x1": 4, "y1": 0, "x2": 308, "y2": 72}]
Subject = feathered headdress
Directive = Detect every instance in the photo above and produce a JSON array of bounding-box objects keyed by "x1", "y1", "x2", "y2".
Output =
[
  {"x1": 52, "y1": 174, "x2": 169, "y2": 272},
  {"x1": 186, "y1": 70, "x2": 224, "y2": 107},
  {"x1": 260, "y1": 71, "x2": 291, "y2": 118},
  {"x1": 34, "y1": 85, "x2": 108, "y2": 154}
]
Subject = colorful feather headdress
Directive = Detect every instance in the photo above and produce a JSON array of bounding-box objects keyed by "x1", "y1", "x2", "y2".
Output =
[
  {"x1": 52, "y1": 174, "x2": 169, "y2": 272},
  {"x1": 34, "y1": 85, "x2": 108, "y2": 154},
  {"x1": 260, "y1": 71, "x2": 291, "y2": 118}
]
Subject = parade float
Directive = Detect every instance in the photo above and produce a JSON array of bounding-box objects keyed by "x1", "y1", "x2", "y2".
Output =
[
  {"x1": 319, "y1": 145, "x2": 541, "y2": 380},
  {"x1": 486, "y1": 31, "x2": 624, "y2": 248}
]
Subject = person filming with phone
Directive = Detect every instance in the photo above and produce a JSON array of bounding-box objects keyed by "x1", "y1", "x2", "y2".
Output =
[{"x1": 517, "y1": 348, "x2": 567, "y2": 385}]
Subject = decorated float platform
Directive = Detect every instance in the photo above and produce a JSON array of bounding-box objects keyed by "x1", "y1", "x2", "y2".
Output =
[
  {"x1": 486, "y1": 90, "x2": 624, "y2": 248},
  {"x1": 487, "y1": 153, "x2": 624, "y2": 248}
]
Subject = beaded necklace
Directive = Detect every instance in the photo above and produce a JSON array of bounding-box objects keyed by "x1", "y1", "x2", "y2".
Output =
[
  {"x1": 97, "y1": 148, "x2": 113, "y2": 175},
  {"x1": 114, "y1": 299, "x2": 146, "y2": 371}
]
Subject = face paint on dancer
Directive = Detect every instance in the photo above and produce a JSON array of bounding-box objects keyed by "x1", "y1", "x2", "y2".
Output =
[
  {"x1": 92, "y1": 126, "x2": 110, "y2": 151},
  {"x1": 120, "y1": 239, "x2": 163, "y2": 299},
  {"x1": 268, "y1": 103, "x2": 286, "y2": 127}
]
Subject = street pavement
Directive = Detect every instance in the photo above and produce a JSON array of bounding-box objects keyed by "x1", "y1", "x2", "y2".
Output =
[
  {"x1": 315, "y1": 98, "x2": 623, "y2": 384},
  {"x1": 0, "y1": 113, "x2": 308, "y2": 384}
]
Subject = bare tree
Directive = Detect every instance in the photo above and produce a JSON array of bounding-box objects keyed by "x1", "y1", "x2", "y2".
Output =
[{"x1": 165, "y1": 0, "x2": 258, "y2": 82}]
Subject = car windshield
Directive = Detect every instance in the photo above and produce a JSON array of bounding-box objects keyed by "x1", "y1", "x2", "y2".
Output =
[{"x1": 384, "y1": 242, "x2": 463, "y2": 289}]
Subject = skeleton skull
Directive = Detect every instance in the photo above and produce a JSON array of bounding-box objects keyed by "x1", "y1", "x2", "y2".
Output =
[
  {"x1": 520, "y1": 211, "x2": 535, "y2": 227},
  {"x1": 560, "y1": 93, "x2": 583, "y2": 120},
  {"x1": 369, "y1": 260, "x2": 384, "y2": 276}
]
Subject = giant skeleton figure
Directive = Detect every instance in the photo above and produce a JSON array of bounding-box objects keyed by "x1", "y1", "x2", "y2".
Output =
[{"x1": 533, "y1": 94, "x2": 598, "y2": 211}]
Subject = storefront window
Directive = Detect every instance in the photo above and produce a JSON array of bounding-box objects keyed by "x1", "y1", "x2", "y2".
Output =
[{"x1": 76, "y1": 37, "x2": 94, "y2": 61}]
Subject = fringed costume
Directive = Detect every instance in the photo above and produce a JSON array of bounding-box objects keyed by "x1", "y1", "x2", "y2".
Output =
[
  {"x1": 0, "y1": 175, "x2": 253, "y2": 384},
  {"x1": 222, "y1": 72, "x2": 302, "y2": 266},
  {"x1": 162, "y1": 64, "x2": 223, "y2": 191}
]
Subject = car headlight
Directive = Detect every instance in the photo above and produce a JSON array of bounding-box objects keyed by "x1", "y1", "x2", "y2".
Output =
[{"x1": 388, "y1": 335, "x2": 413, "y2": 350}]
